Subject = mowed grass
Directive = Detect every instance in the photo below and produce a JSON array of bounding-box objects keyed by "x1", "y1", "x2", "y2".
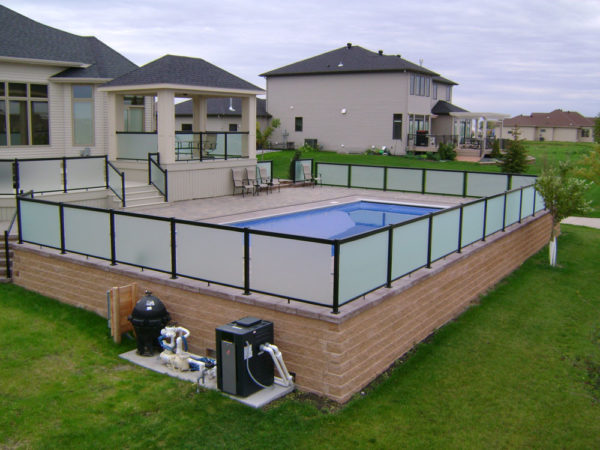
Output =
[
  {"x1": 261, "y1": 140, "x2": 599, "y2": 217},
  {"x1": 1, "y1": 225, "x2": 599, "y2": 448}
]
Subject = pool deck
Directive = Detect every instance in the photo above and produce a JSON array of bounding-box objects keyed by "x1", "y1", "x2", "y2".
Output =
[{"x1": 126, "y1": 185, "x2": 467, "y2": 224}]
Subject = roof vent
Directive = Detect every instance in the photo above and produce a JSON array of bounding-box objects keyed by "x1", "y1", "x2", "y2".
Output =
[
  {"x1": 378, "y1": 50, "x2": 383, "y2": 55},
  {"x1": 347, "y1": 43, "x2": 352, "y2": 49}
]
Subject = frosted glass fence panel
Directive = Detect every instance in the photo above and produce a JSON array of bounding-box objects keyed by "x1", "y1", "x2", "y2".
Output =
[
  {"x1": 431, "y1": 209, "x2": 461, "y2": 261},
  {"x1": 117, "y1": 133, "x2": 158, "y2": 159},
  {"x1": 66, "y1": 158, "x2": 105, "y2": 190},
  {"x1": 318, "y1": 164, "x2": 348, "y2": 186},
  {"x1": 461, "y1": 202, "x2": 485, "y2": 247},
  {"x1": 114, "y1": 215, "x2": 171, "y2": 272},
  {"x1": 150, "y1": 164, "x2": 165, "y2": 194},
  {"x1": 19, "y1": 160, "x2": 62, "y2": 192},
  {"x1": 391, "y1": 218, "x2": 429, "y2": 278},
  {"x1": 425, "y1": 170, "x2": 463, "y2": 195},
  {"x1": 0, "y1": 161, "x2": 13, "y2": 194},
  {"x1": 351, "y1": 166, "x2": 384, "y2": 189},
  {"x1": 467, "y1": 173, "x2": 508, "y2": 197},
  {"x1": 511, "y1": 175, "x2": 536, "y2": 189},
  {"x1": 63, "y1": 207, "x2": 110, "y2": 259},
  {"x1": 520, "y1": 186, "x2": 535, "y2": 219},
  {"x1": 251, "y1": 235, "x2": 332, "y2": 305},
  {"x1": 107, "y1": 165, "x2": 123, "y2": 195},
  {"x1": 534, "y1": 191, "x2": 545, "y2": 212},
  {"x1": 294, "y1": 160, "x2": 312, "y2": 182},
  {"x1": 485, "y1": 196, "x2": 505, "y2": 236},
  {"x1": 225, "y1": 134, "x2": 243, "y2": 157},
  {"x1": 339, "y1": 231, "x2": 388, "y2": 304},
  {"x1": 256, "y1": 161, "x2": 272, "y2": 180},
  {"x1": 20, "y1": 201, "x2": 60, "y2": 248},
  {"x1": 176, "y1": 224, "x2": 244, "y2": 287},
  {"x1": 386, "y1": 168, "x2": 422, "y2": 192},
  {"x1": 505, "y1": 191, "x2": 521, "y2": 226}
]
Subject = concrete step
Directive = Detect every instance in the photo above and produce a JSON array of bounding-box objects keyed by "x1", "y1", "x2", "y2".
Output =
[{"x1": 124, "y1": 195, "x2": 166, "y2": 208}]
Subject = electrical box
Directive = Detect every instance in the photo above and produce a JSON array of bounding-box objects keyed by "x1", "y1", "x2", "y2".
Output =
[{"x1": 216, "y1": 317, "x2": 274, "y2": 397}]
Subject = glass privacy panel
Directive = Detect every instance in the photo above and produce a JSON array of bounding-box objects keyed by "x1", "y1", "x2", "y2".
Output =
[
  {"x1": 511, "y1": 175, "x2": 536, "y2": 189},
  {"x1": 66, "y1": 157, "x2": 105, "y2": 190},
  {"x1": 117, "y1": 133, "x2": 157, "y2": 159},
  {"x1": 19, "y1": 159, "x2": 62, "y2": 192},
  {"x1": 224, "y1": 134, "x2": 242, "y2": 157},
  {"x1": 386, "y1": 168, "x2": 422, "y2": 192},
  {"x1": 176, "y1": 224, "x2": 244, "y2": 287},
  {"x1": 425, "y1": 170, "x2": 463, "y2": 195},
  {"x1": 150, "y1": 163, "x2": 165, "y2": 194},
  {"x1": 294, "y1": 160, "x2": 312, "y2": 182},
  {"x1": 256, "y1": 161, "x2": 272, "y2": 180},
  {"x1": 504, "y1": 191, "x2": 521, "y2": 227},
  {"x1": 114, "y1": 215, "x2": 171, "y2": 272},
  {"x1": 534, "y1": 190, "x2": 545, "y2": 212},
  {"x1": 461, "y1": 201, "x2": 485, "y2": 247},
  {"x1": 63, "y1": 207, "x2": 110, "y2": 259},
  {"x1": 0, "y1": 161, "x2": 14, "y2": 194},
  {"x1": 20, "y1": 200, "x2": 60, "y2": 248},
  {"x1": 317, "y1": 164, "x2": 348, "y2": 186},
  {"x1": 338, "y1": 231, "x2": 388, "y2": 304},
  {"x1": 391, "y1": 218, "x2": 429, "y2": 278},
  {"x1": 107, "y1": 165, "x2": 123, "y2": 197},
  {"x1": 251, "y1": 235, "x2": 332, "y2": 305},
  {"x1": 485, "y1": 196, "x2": 505, "y2": 236},
  {"x1": 466, "y1": 173, "x2": 508, "y2": 197},
  {"x1": 520, "y1": 186, "x2": 535, "y2": 219},
  {"x1": 431, "y1": 209, "x2": 460, "y2": 261},
  {"x1": 351, "y1": 166, "x2": 384, "y2": 189}
]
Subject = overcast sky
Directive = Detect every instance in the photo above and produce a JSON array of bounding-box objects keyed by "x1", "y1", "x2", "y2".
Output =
[{"x1": 4, "y1": 0, "x2": 600, "y2": 117}]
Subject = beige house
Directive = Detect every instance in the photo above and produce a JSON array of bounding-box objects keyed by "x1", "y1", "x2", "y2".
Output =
[
  {"x1": 261, "y1": 43, "x2": 467, "y2": 155},
  {"x1": 497, "y1": 109, "x2": 595, "y2": 143}
]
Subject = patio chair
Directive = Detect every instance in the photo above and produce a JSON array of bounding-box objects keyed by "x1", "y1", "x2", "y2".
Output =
[
  {"x1": 246, "y1": 167, "x2": 268, "y2": 195},
  {"x1": 232, "y1": 168, "x2": 254, "y2": 197},
  {"x1": 302, "y1": 164, "x2": 322, "y2": 187},
  {"x1": 258, "y1": 166, "x2": 281, "y2": 193}
]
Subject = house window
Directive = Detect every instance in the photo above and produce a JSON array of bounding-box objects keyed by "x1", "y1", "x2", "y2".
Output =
[
  {"x1": 0, "y1": 81, "x2": 49, "y2": 146},
  {"x1": 181, "y1": 123, "x2": 192, "y2": 131},
  {"x1": 229, "y1": 123, "x2": 238, "y2": 132},
  {"x1": 124, "y1": 95, "x2": 144, "y2": 132},
  {"x1": 582, "y1": 129, "x2": 590, "y2": 138},
  {"x1": 72, "y1": 85, "x2": 94, "y2": 146},
  {"x1": 445, "y1": 86, "x2": 451, "y2": 101},
  {"x1": 433, "y1": 84, "x2": 438, "y2": 100},
  {"x1": 295, "y1": 117, "x2": 303, "y2": 132},
  {"x1": 410, "y1": 74, "x2": 430, "y2": 97},
  {"x1": 392, "y1": 114, "x2": 403, "y2": 140}
]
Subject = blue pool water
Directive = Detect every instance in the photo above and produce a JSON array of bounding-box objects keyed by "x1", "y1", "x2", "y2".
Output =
[{"x1": 230, "y1": 201, "x2": 440, "y2": 239}]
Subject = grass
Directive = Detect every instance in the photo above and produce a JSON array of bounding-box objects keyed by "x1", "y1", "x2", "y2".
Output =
[
  {"x1": 1, "y1": 225, "x2": 600, "y2": 448},
  {"x1": 261, "y1": 140, "x2": 599, "y2": 217}
]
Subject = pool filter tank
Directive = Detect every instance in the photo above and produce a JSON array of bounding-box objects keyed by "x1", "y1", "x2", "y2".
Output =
[{"x1": 216, "y1": 317, "x2": 274, "y2": 397}]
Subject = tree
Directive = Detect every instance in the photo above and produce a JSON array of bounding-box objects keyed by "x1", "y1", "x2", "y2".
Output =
[
  {"x1": 594, "y1": 113, "x2": 600, "y2": 144},
  {"x1": 534, "y1": 162, "x2": 591, "y2": 266},
  {"x1": 574, "y1": 145, "x2": 600, "y2": 184},
  {"x1": 501, "y1": 127, "x2": 528, "y2": 173},
  {"x1": 256, "y1": 118, "x2": 281, "y2": 150}
]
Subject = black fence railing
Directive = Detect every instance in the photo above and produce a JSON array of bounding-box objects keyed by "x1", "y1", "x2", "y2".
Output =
[
  {"x1": 175, "y1": 131, "x2": 249, "y2": 161},
  {"x1": 148, "y1": 153, "x2": 167, "y2": 202}
]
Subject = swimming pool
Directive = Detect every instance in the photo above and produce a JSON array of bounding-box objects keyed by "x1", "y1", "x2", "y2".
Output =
[{"x1": 230, "y1": 201, "x2": 440, "y2": 239}]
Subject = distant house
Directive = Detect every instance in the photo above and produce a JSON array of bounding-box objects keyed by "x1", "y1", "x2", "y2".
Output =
[
  {"x1": 497, "y1": 109, "x2": 595, "y2": 143},
  {"x1": 261, "y1": 43, "x2": 473, "y2": 154}
]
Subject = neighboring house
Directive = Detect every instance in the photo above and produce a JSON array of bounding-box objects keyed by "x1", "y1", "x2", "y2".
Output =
[
  {"x1": 0, "y1": 5, "x2": 138, "y2": 159},
  {"x1": 175, "y1": 97, "x2": 270, "y2": 132},
  {"x1": 497, "y1": 109, "x2": 595, "y2": 143},
  {"x1": 261, "y1": 43, "x2": 469, "y2": 154}
]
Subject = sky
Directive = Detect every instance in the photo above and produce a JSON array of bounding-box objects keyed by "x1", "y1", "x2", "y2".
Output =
[{"x1": 4, "y1": 0, "x2": 600, "y2": 117}]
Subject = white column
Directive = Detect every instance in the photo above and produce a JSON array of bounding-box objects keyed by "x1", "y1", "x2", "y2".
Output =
[
  {"x1": 156, "y1": 90, "x2": 175, "y2": 164},
  {"x1": 241, "y1": 96, "x2": 257, "y2": 159},
  {"x1": 192, "y1": 96, "x2": 207, "y2": 132},
  {"x1": 106, "y1": 93, "x2": 118, "y2": 161},
  {"x1": 482, "y1": 117, "x2": 488, "y2": 155}
]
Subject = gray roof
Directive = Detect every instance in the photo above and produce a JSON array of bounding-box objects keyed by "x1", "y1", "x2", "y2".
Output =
[
  {"x1": 433, "y1": 76, "x2": 458, "y2": 86},
  {"x1": 0, "y1": 5, "x2": 136, "y2": 79},
  {"x1": 175, "y1": 98, "x2": 269, "y2": 117},
  {"x1": 432, "y1": 101, "x2": 468, "y2": 115},
  {"x1": 261, "y1": 44, "x2": 439, "y2": 77},
  {"x1": 103, "y1": 54, "x2": 263, "y2": 92}
]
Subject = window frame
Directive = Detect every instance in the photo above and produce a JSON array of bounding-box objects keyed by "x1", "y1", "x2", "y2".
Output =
[
  {"x1": 392, "y1": 114, "x2": 403, "y2": 140},
  {"x1": 72, "y1": 84, "x2": 95, "y2": 147},
  {"x1": 295, "y1": 116, "x2": 303, "y2": 132},
  {"x1": 0, "y1": 81, "x2": 49, "y2": 147}
]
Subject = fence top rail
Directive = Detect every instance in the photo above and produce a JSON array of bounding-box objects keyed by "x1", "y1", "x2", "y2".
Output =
[
  {"x1": 116, "y1": 131, "x2": 157, "y2": 135},
  {"x1": 174, "y1": 131, "x2": 250, "y2": 135},
  {"x1": 1, "y1": 155, "x2": 107, "y2": 163},
  {"x1": 315, "y1": 161, "x2": 537, "y2": 178}
]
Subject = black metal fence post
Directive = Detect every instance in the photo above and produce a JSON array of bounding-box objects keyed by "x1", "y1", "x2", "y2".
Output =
[
  {"x1": 426, "y1": 215, "x2": 433, "y2": 268},
  {"x1": 62, "y1": 157, "x2": 68, "y2": 193},
  {"x1": 518, "y1": 188, "x2": 523, "y2": 223},
  {"x1": 224, "y1": 133, "x2": 228, "y2": 160},
  {"x1": 383, "y1": 167, "x2": 388, "y2": 191},
  {"x1": 462, "y1": 172, "x2": 468, "y2": 197},
  {"x1": 110, "y1": 210, "x2": 116, "y2": 265},
  {"x1": 243, "y1": 228, "x2": 250, "y2": 295},
  {"x1": 482, "y1": 198, "x2": 488, "y2": 241},
  {"x1": 170, "y1": 218, "x2": 177, "y2": 279},
  {"x1": 502, "y1": 192, "x2": 507, "y2": 232},
  {"x1": 332, "y1": 240, "x2": 340, "y2": 314},
  {"x1": 386, "y1": 227, "x2": 393, "y2": 288},
  {"x1": 104, "y1": 156, "x2": 109, "y2": 190},
  {"x1": 13, "y1": 159, "x2": 20, "y2": 193},
  {"x1": 532, "y1": 188, "x2": 537, "y2": 216},
  {"x1": 59, "y1": 203, "x2": 66, "y2": 254},
  {"x1": 16, "y1": 197, "x2": 22, "y2": 244},
  {"x1": 457, "y1": 205, "x2": 464, "y2": 253},
  {"x1": 421, "y1": 169, "x2": 426, "y2": 194}
]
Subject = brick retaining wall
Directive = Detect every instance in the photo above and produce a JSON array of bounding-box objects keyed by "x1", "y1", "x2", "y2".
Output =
[{"x1": 11, "y1": 211, "x2": 552, "y2": 403}]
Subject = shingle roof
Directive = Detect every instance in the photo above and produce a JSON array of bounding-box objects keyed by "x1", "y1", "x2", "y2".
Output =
[
  {"x1": 432, "y1": 100, "x2": 468, "y2": 115},
  {"x1": 261, "y1": 44, "x2": 439, "y2": 77},
  {"x1": 433, "y1": 76, "x2": 458, "y2": 86},
  {"x1": 103, "y1": 55, "x2": 263, "y2": 92},
  {"x1": 0, "y1": 5, "x2": 136, "y2": 79},
  {"x1": 504, "y1": 109, "x2": 594, "y2": 128},
  {"x1": 175, "y1": 97, "x2": 269, "y2": 117}
]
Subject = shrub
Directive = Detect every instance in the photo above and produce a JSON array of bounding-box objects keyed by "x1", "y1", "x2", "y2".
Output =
[
  {"x1": 288, "y1": 149, "x2": 302, "y2": 179},
  {"x1": 501, "y1": 128, "x2": 528, "y2": 173},
  {"x1": 490, "y1": 139, "x2": 502, "y2": 159},
  {"x1": 437, "y1": 142, "x2": 457, "y2": 161}
]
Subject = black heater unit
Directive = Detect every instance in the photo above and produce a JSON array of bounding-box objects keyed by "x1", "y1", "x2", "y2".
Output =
[{"x1": 216, "y1": 317, "x2": 274, "y2": 397}]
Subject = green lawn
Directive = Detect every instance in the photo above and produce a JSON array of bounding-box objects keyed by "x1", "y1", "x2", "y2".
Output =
[
  {"x1": 261, "y1": 141, "x2": 599, "y2": 217},
  {"x1": 2, "y1": 225, "x2": 599, "y2": 448}
]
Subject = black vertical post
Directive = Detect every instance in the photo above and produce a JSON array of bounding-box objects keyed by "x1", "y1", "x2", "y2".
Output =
[
  {"x1": 386, "y1": 227, "x2": 393, "y2": 288},
  {"x1": 243, "y1": 228, "x2": 250, "y2": 295},
  {"x1": 13, "y1": 159, "x2": 20, "y2": 193},
  {"x1": 532, "y1": 188, "x2": 537, "y2": 216},
  {"x1": 59, "y1": 203, "x2": 66, "y2": 254},
  {"x1": 383, "y1": 167, "x2": 388, "y2": 191},
  {"x1": 224, "y1": 133, "x2": 228, "y2": 160},
  {"x1": 121, "y1": 172, "x2": 126, "y2": 208},
  {"x1": 347, "y1": 165, "x2": 352, "y2": 188},
  {"x1": 16, "y1": 197, "x2": 22, "y2": 244},
  {"x1": 110, "y1": 210, "x2": 116, "y2": 266},
  {"x1": 62, "y1": 158, "x2": 68, "y2": 193},
  {"x1": 518, "y1": 188, "x2": 523, "y2": 223},
  {"x1": 462, "y1": 172, "x2": 468, "y2": 197},
  {"x1": 421, "y1": 170, "x2": 426, "y2": 194},
  {"x1": 426, "y1": 215, "x2": 433, "y2": 268},
  {"x1": 4, "y1": 230, "x2": 10, "y2": 279},
  {"x1": 170, "y1": 218, "x2": 177, "y2": 279},
  {"x1": 482, "y1": 198, "x2": 488, "y2": 241},
  {"x1": 507, "y1": 174, "x2": 513, "y2": 191},
  {"x1": 502, "y1": 193, "x2": 507, "y2": 231},
  {"x1": 147, "y1": 155, "x2": 152, "y2": 185},
  {"x1": 164, "y1": 169, "x2": 169, "y2": 202},
  {"x1": 457, "y1": 205, "x2": 464, "y2": 253},
  {"x1": 199, "y1": 133, "x2": 204, "y2": 162},
  {"x1": 104, "y1": 156, "x2": 109, "y2": 190},
  {"x1": 332, "y1": 240, "x2": 340, "y2": 314}
]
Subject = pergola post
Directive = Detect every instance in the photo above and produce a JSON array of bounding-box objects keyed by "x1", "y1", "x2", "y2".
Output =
[
  {"x1": 241, "y1": 96, "x2": 257, "y2": 159},
  {"x1": 156, "y1": 90, "x2": 176, "y2": 164}
]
